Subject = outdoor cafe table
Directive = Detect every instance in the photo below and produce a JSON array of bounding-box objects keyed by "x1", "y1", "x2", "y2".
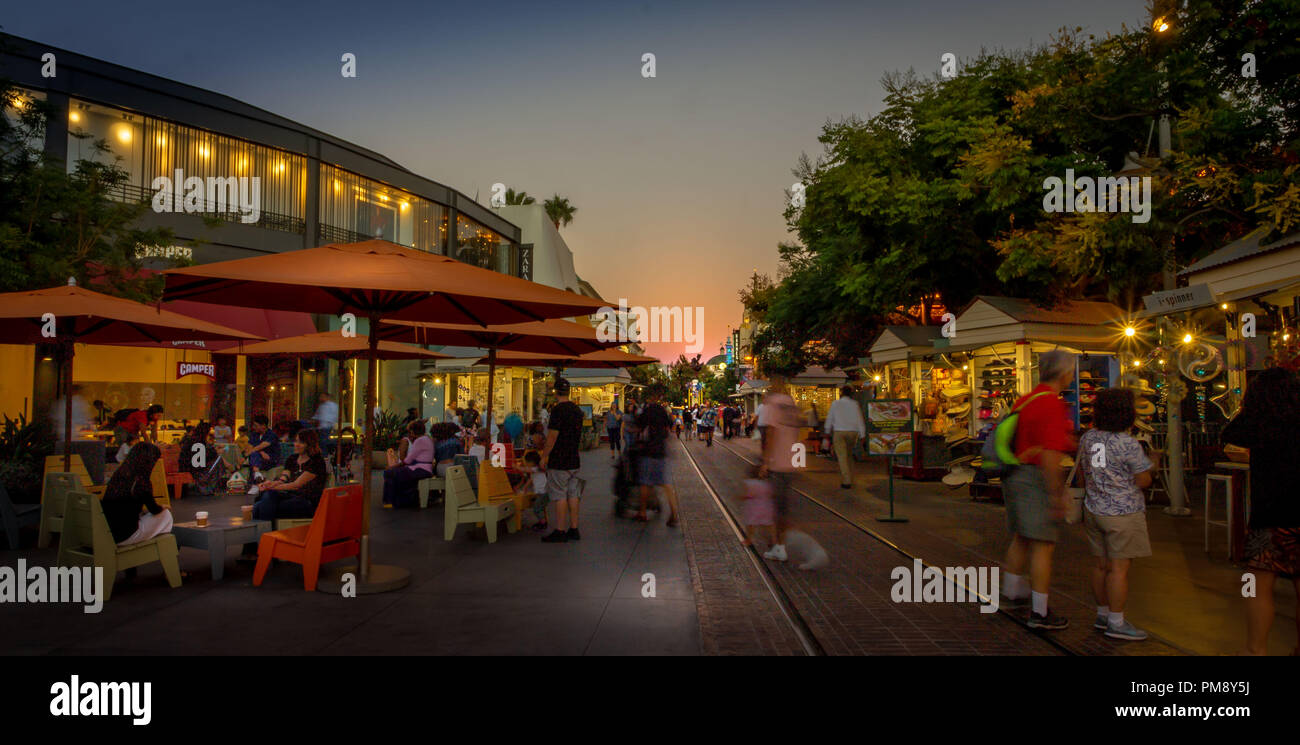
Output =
[{"x1": 172, "y1": 516, "x2": 273, "y2": 580}]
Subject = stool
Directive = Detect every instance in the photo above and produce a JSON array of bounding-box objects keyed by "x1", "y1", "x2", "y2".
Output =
[{"x1": 1204, "y1": 473, "x2": 1235, "y2": 558}]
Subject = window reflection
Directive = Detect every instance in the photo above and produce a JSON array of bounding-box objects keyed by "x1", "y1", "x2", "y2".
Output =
[{"x1": 319, "y1": 164, "x2": 447, "y2": 252}]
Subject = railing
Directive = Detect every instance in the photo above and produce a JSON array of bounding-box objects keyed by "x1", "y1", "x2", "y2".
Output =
[{"x1": 108, "y1": 182, "x2": 305, "y2": 235}]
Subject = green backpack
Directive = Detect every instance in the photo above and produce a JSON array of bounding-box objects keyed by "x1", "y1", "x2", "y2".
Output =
[{"x1": 979, "y1": 391, "x2": 1051, "y2": 476}]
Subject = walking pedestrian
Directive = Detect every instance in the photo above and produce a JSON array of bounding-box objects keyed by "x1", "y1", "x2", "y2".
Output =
[
  {"x1": 621, "y1": 402, "x2": 639, "y2": 455},
  {"x1": 604, "y1": 408, "x2": 622, "y2": 459},
  {"x1": 758, "y1": 375, "x2": 804, "y2": 564},
  {"x1": 1077, "y1": 388, "x2": 1157, "y2": 641},
  {"x1": 635, "y1": 384, "x2": 680, "y2": 526},
  {"x1": 825, "y1": 385, "x2": 866, "y2": 489},
  {"x1": 999, "y1": 350, "x2": 1076, "y2": 630},
  {"x1": 1221, "y1": 366, "x2": 1300, "y2": 656},
  {"x1": 540, "y1": 378, "x2": 584, "y2": 543}
]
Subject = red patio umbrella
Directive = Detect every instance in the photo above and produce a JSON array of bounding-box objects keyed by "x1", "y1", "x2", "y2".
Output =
[
  {"x1": 0, "y1": 281, "x2": 261, "y2": 472},
  {"x1": 213, "y1": 331, "x2": 449, "y2": 475},
  {"x1": 163, "y1": 240, "x2": 607, "y2": 590}
]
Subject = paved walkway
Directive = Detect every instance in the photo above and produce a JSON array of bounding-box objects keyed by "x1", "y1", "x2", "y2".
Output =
[
  {"x1": 704, "y1": 434, "x2": 1297, "y2": 656},
  {"x1": 0, "y1": 450, "x2": 701, "y2": 656}
]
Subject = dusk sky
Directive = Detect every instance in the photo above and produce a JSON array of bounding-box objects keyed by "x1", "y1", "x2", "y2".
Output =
[{"x1": 3, "y1": 0, "x2": 1142, "y2": 362}]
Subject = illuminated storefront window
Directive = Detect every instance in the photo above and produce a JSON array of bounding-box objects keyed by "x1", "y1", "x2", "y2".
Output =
[
  {"x1": 319, "y1": 164, "x2": 448, "y2": 252},
  {"x1": 456, "y1": 214, "x2": 517, "y2": 274},
  {"x1": 66, "y1": 99, "x2": 307, "y2": 233}
]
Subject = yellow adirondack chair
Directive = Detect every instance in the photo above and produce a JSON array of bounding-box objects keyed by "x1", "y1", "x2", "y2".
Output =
[{"x1": 443, "y1": 466, "x2": 516, "y2": 543}]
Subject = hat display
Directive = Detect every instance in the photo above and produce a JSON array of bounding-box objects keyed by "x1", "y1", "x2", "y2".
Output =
[
  {"x1": 1131, "y1": 378, "x2": 1156, "y2": 396},
  {"x1": 1134, "y1": 418, "x2": 1154, "y2": 433},
  {"x1": 941, "y1": 385, "x2": 970, "y2": 401},
  {"x1": 942, "y1": 466, "x2": 976, "y2": 487},
  {"x1": 945, "y1": 401, "x2": 971, "y2": 417},
  {"x1": 1135, "y1": 398, "x2": 1155, "y2": 416}
]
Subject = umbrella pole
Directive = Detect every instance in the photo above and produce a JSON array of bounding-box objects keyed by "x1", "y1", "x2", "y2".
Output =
[
  {"x1": 336, "y1": 359, "x2": 345, "y2": 482},
  {"x1": 361, "y1": 327, "x2": 379, "y2": 580},
  {"x1": 486, "y1": 348, "x2": 497, "y2": 438},
  {"x1": 63, "y1": 338, "x2": 74, "y2": 473}
]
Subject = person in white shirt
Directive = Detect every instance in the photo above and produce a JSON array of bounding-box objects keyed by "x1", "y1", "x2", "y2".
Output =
[
  {"x1": 824, "y1": 386, "x2": 866, "y2": 489},
  {"x1": 50, "y1": 385, "x2": 93, "y2": 437},
  {"x1": 312, "y1": 393, "x2": 339, "y2": 433}
]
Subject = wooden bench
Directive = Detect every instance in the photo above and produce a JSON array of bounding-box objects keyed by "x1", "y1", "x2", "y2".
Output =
[
  {"x1": 56, "y1": 490, "x2": 182, "y2": 602},
  {"x1": 443, "y1": 465, "x2": 516, "y2": 544}
]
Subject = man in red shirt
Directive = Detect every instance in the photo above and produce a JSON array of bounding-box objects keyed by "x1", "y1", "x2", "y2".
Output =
[{"x1": 1000, "y1": 351, "x2": 1076, "y2": 630}]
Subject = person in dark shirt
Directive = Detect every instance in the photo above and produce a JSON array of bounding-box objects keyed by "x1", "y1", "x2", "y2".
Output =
[
  {"x1": 244, "y1": 414, "x2": 282, "y2": 493},
  {"x1": 540, "y1": 378, "x2": 584, "y2": 543},
  {"x1": 240, "y1": 428, "x2": 328, "y2": 559},
  {"x1": 1221, "y1": 366, "x2": 1300, "y2": 655},
  {"x1": 635, "y1": 383, "x2": 680, "y2": 526},
  {"x1": 101, "y1": 442, "x2": 172, "y2": 545}
]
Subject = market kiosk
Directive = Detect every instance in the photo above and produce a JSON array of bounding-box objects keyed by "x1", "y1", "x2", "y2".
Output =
[
  {"x1": 939, "y1": 296, "x2": 1126, "y2": 497},
  {"x1": 865, "y1": 326, "x2": 949, "y2": 480}
]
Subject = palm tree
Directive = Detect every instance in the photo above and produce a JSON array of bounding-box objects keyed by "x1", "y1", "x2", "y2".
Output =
[
  {"x1": 504, "y1": 188, "x2": 535, "y2": 205},
  {"x1": 543, "y1": 194, "x2": 577, "y2": 230}
]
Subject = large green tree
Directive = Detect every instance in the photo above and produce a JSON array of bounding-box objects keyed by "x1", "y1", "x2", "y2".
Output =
[{"x1": 754, "y1": 0, "x2": 1298, "y2": 371}]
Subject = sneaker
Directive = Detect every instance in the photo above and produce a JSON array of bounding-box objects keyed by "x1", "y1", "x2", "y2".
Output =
[
  {"x1": 1105, "y1": 620, "x2": 1148, "y2": 641},
  {"x1": 246, "y1": 484, "x2": 261, "y2": 496},
  {"x1": 1027, "y1": 610, "x2": 1070, "y2": 630},
  {"x1": 566, "y1": 528, "x2": 581, "y2": 541},
  {"x1": 541, "y1": 530, "x2": 568, "y2": 543},
  {"x1": 1094, "y1": 616, "x2": 1108, "y2": 631},
  {"x1": 763, "y1": 544, "x2": 788, "y2": 562},
  {"x1": 530, "y1": 521, "x2": 549, "y2": 533}
]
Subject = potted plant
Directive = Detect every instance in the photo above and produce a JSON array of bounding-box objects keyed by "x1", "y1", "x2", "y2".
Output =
[
  {"x1": 370, "y1": 410, "x2": 407, "y2": 469},
  {"x1": 0, "y1": 413, "x2": 53, "y2": 503}
]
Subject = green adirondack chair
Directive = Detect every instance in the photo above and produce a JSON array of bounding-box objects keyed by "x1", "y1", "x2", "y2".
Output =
[
  {"x1": 38, "y1": 472, "x2": 83, "y2": 549},
  {"x1": 56, "y1": 491, "x2": 182, "y2": 602},
  {"x1": 443, "y1": 465, "x2": 516, "y2": 543}
]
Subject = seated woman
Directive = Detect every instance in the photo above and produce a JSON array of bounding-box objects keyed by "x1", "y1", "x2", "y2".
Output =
[
  {"x1": 102, "y1": 442, "x2": 173, "y2": 547},
  {"x1": 382, "y1": 420, "x2": 434, "y2": 509},
  {"x1": 179, "y1": 421, "x2": 225, "y2": 497},
  {"x1": 428, "y1": 422, "x2": 463, "y2": 479},
  {"x1": 239, "y1": 429, "x2": 327, "y2": 559}
]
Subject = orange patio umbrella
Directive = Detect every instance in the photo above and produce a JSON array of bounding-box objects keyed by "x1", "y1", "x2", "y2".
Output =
[
  {"x1": 477, "y1": 348, "x2": 659, "y2": 370},
  {"x1": 163, "y1": 240, "x2": 607, "y2": 590},
  {"x1": 214, "y1": 331, "x2": 449, "y2": 475},
  {"x1": 0, "y1": 281, "x2": 261, "y2": 472},
  {"x1": 378, "y1": 317, "x2": 622, "y2": 430}
]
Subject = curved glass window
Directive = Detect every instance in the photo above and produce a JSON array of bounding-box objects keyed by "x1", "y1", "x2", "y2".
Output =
[{"x1": 319, "y1": 164, "x2": 448, "y2": 253}]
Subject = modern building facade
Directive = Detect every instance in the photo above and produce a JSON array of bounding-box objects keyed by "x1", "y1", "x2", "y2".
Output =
[{"x1": 0, "y1": 33, "x2": 538, "y2": 430}]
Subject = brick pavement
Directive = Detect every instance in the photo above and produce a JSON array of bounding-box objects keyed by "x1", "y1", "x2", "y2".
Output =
[
  {"x1": 676, "y1": 437, "x2": 1062, "y2": 656},
  {"x1": 666, "y1": 442, "x2": 808, "y2": 655},
  {"x1": 707, "y1": 434, "x2": 1289, "y2": 655}
]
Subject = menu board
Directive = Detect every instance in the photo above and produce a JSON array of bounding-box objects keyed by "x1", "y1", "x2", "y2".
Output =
[{"x1": 866, "y1": 399, "x2": 914, "y2": 456}]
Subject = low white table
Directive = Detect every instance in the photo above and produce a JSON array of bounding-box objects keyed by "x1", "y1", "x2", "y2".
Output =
[{"x1": 172, "y1": 517, "x2": 273, "y2": 580}]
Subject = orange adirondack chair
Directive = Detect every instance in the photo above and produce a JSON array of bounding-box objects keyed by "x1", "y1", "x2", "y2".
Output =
[
  {"x1": 252, "y1": 484, "x2": 363, "y2": 591},
  {"x1": 160, "y1": 444, "x2": 192, "y2": 501}
]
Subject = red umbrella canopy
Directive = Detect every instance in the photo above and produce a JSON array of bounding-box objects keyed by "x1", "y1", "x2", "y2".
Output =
[
  {"x1": 214, "y1": 331, "x2": 450, "y2": 361},
  {"x1": 0, "y1": 284, "x2": 261, "y2": 344},
  {"x1": 162, "y1": 240, "x2": 607, "y2": 325},
  {"x1": 377, "y1": 317, "x2": 619, "y2": 355},
  {"x1": 478, "y1": 348, "x2": 659, "y2": 369}
]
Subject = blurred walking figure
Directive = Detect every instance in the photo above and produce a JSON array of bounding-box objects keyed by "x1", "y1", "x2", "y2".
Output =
[
  {"x1": 1221, "y1": 367, "x2": 1300, "y2": 656},
  {"x1": 740, "y1": 474, "x2": 776, "y2": 547},
  {"x1": 758, "y1": 375, "x2": 802, "y2": 563},
  {"x1": 1077, "y1": 388, "x2": 1157, "y2": 641},
  {"x1": 635, "y1": 384, "x2": 680, "y2": 527},
  {"x1": 825, "y1": 385, "x2": 866, "y2": 489},
  {"x1": 1000, "y1": 351, "x2": 1076, "y2": 630},
  {"x1": 605, "y1": 408, "x2": 622, "y2": 459}
]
